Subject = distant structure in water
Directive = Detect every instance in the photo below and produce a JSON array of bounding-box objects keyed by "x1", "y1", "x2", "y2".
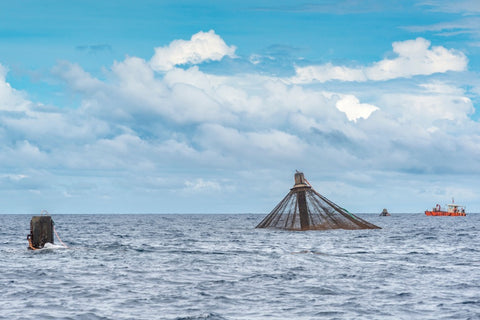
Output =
[
  {"x1": 27, "y1": 213, "x2": 54, "y2": 250},
  {"x1": 256, "y1": 171, "x2": 381, "y2": 231},
  {"x1": 27, "y1": 210, "x2": 68, "y2": 250},
  {"x1": 379, "y1": 208, "x2": 391, "y2": 216}
]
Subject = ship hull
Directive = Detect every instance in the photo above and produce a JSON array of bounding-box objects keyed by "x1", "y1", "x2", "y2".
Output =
[{"x1": 425, "y1": 211, "x2": 466, "y2": 216}]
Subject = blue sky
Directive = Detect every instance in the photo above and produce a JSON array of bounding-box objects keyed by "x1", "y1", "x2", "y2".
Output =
[{"x1": 1, "y1": 0, "x2": 480, "y2": 214}]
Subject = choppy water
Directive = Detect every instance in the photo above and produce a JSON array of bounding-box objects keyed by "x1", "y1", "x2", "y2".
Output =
[{"x1": 1, "y1": 213, "x2": 479, "y2": 320}]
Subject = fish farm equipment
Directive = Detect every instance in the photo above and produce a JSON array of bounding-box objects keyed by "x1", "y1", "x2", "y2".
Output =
[
  {"x1": 379, "y1": 208, "x2": 391, "y2": 216},
  {"x1": 27, "y1": 210, "x2": 68, "y2": 250},
  {"x1": 256, "y1": 171, "x2": 381, "y2": 231}
]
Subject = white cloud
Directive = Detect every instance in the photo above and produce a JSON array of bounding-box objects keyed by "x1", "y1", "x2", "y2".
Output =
[
  {"x1": 367, "y1": 38, "x2": 467, "y2": 80},
  {"x1": 41, "y1": 39, "x2": 477, "y2": 177},
  {"x1": 394, "y1": 93, "x2": 473, "y2": 122},
  {"x1": 249, "y1": 54, "x2": 262, "y2": 65},
  {"x1": 183, "y1": 178, "x2": 221, "y2": 193},
  {"x1": 419, "y1": 1, "x2": 480, "y2": 14},
  {"x1": 0, "y1": 64, "x2": 31, "y2": 111},
  {"x1": 3, "y1": 109, "x2": 110, "y2": 145},
  {"x1": 195, "y1": 124, "x2": 308, "y2": 163},
  {"x1": 292, "y1": 38, "x2": 468, "y2": 83},
  {"x1": 0, "y1": 174, "x2": 28, "y2": 181},
  {"x1": 335, "y1": 95, "x2": 379, "y2": 122},
  {"x1": 51, "y1": 61, "x2": 105, "y2": 93},
  {"x1": 2, "y1": 32, "x2": 480, "y2": 213},
  {"x1": 12, "y1": 140, "x2": 47, "y2": 163},
  {"x1": 419, "y1": 81, "x2": 466, "y2": 95},
  {"x1": 112, "y1": 56, "x2": 157, "y2": 89},
  {"x1": 293, "y1": 63, "x2": 367, "y2": 83},
  {"x1": 150, "y1": 30, "x2": 237, "y2": 71}
]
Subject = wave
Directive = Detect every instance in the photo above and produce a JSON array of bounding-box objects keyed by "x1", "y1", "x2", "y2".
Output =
[{"x1": 32, "y1": 242, "x2": 67, "y2": 251}]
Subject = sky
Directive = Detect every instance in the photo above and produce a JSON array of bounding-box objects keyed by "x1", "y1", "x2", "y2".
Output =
[{"x1": 1, "y1": 0, "x2": 480, "y2": 214}]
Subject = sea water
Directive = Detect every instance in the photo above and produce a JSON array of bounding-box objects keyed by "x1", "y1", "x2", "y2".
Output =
[{"x1": 1, "y1": 213, "x2": 479, "y2": 320}]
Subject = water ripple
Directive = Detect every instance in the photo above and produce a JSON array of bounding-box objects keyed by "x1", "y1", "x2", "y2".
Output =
[{"x1": 1, "y1": 213, "x2": 480, "y2": 319}]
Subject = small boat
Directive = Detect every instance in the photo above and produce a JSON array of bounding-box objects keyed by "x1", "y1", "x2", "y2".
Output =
[{"x1": 425, "y1": 199, "x2": 466, "y2": 216}]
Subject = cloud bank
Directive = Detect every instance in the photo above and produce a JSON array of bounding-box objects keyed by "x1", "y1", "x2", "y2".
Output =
[{"x1": 0, "y1": 31, "x2": 478, "y2": 213}]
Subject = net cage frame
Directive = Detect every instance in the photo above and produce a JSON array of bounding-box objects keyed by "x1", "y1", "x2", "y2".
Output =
[{"x1": 256, "y1": 173, "x2": 380, "y2": 231}]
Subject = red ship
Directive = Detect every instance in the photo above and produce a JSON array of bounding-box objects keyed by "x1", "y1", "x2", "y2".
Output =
[{"x1": 425, "y1": 199, "x2": 466, "y2": 216}]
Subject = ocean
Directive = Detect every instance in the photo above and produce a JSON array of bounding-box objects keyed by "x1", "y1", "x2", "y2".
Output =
[{"x1": 1, "y1": 213, "x2": 479, "y2": 320}]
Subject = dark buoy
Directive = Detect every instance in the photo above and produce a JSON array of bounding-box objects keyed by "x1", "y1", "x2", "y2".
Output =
[
  {"x1": 379, "y1": 208, "x2": 391, "y2": 216},
  {"x1": 256, "y1": 171, "x2": 381, "y2": 231},
  {"x1": 27, "y1": 214, "x2": 54, "y2": 250}
]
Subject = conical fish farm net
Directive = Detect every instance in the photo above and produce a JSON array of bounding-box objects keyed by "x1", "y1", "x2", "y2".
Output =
[{"x1": 256, "y1": 172, "x2": 381, "y2": 231}]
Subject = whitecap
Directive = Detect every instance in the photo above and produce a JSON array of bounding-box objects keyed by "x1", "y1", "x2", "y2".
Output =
[{"x1": 37, "y1": 242, "x2": 67, "y2": 250}]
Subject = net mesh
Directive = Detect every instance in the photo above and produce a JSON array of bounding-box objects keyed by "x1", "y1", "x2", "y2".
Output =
[{"x1": 256, "y1": 172, "x2": 380, "y2": 231}]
